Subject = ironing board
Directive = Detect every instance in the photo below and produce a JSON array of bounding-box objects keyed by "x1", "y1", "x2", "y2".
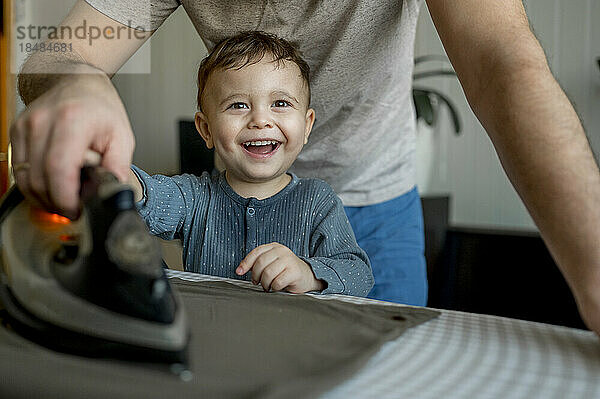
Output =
[{"x1": 167, "y1": 270, "x2": 600, "y2": 399}]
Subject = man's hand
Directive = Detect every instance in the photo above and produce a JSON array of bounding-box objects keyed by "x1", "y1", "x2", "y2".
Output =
[
  {"x1": 11, "y1": 0, "x2": 152, "y2": 219},
  {"x1": 10, "y1": 72, "x2": 135, "y2": 219},
  {"x1": 236, "y1": 243, "x2": 326, "y2": 293}
]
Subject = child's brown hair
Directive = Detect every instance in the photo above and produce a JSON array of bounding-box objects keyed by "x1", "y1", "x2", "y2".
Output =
[{"x1": 197, "y1": 31, "x2": 310, "y2": 111}]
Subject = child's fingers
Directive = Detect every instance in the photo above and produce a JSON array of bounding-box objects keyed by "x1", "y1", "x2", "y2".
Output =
[
  {"x1": 251, "y1": 248, "x2": 283, "y2": 285},
  {"x1": 259, "y1": 261, "x2": 286, "y2": 292},
  {"x1": 236, "y1": 243, "x2": 275, "y2": 275},
  {"x1": 270, "y1": 269, "x2": 295, "y2": 292}
]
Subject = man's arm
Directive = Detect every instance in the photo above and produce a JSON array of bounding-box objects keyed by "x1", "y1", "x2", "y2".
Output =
[
  {"x1": 13, "y1": 0, "x2": 152, "y2": 218},
  {"x1": 19, "y1": 0, "x2": 152, "y2": 102},
  {"x1": 426, "y1": 0, "x2": 600, "y2": 334}
]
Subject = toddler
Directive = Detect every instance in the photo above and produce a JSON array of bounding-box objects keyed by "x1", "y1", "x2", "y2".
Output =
[{"x1": 129, "y1": 31, "x2": 373, "y2": 296}]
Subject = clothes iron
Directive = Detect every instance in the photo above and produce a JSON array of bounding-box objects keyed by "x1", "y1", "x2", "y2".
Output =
[{"x1": 0, "y1": 166, "x2": 189, "y2": 371}]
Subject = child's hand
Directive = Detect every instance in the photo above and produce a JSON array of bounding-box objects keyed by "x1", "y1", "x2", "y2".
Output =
[{"x1": 236, "y1": 243, "x2": 325, "y2": 294}]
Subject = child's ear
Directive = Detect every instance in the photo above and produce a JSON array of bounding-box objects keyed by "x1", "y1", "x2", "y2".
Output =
[
  {"x1": 303, "y1": 108, "x2": 316, "y2": 144},
  {"x1": 195, "y1": 111, "x2": 214, "y2": 149}
]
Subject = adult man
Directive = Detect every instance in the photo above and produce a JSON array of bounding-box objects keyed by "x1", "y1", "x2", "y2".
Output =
[{"x1": 12, "y1": 1, "x2": 600, "y2": 334}]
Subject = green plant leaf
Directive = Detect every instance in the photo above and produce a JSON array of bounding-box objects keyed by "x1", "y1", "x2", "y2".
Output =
[
  {"x1": 414, "y1": 55, "x2": 451, "y2": 65},
  {"x1": 413, "y1": 90, "x2": 435, "y2": 126},
  {"x1": 413, "y1": 87, "x2": 462, "y2": 134},
  {"x1": 413, "y1": 70, "x2": 456, "y2": 80},
  {"x1": 412, "y1": 55, "x2": 462, "y2": 135}
]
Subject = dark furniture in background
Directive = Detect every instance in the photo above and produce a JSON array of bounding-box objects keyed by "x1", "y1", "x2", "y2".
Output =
[
  {"x1": 428, "y1": 226, "x2": 585, "y2": 329},
  {"x1": 422, "y1": 196, "x2": 584, "y2": 329},
  {"x1": 420, "y1": 196, "x2": 450, "y2": 283},
  {"x1": 179, "y1": 119, "x2": 586, "y2": 330},
  {"x1": 179, "y1": 120, "x2": 214, "y2": 176}
]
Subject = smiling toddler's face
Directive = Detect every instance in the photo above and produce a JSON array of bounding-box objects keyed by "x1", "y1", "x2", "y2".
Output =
[{"x1": 195, "y1": 56, "x2": 314, "y2": 184}]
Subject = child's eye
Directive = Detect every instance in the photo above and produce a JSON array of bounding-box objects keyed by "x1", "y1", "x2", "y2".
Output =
[
  {"x1": 228, "y1": 102, "x2": 248, "y2": 110},
  {"x1": 273, "y1": 100, "x2": 291, "y2": 108}
]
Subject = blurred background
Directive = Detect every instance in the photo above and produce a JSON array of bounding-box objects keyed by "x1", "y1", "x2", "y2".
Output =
[{"x1": 1, "y1": 0, "x2": 599, "y2": 328}]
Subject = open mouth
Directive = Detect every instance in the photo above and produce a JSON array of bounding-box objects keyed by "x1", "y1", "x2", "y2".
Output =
[{"x1": 242, "y1": 140, "x2": 281, "y2": 157}]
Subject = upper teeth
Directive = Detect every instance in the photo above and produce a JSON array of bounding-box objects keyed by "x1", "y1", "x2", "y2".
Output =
[{"x1": 244, "y1": 140, "x2": 278, "y2": 146}]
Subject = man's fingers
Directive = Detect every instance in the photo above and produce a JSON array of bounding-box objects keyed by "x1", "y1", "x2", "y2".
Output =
[
  {"x1": 23, "y1": 111, "x2": 55, "y2": 211},
  {"x1": 83, "y1": 149, "x2": 102, "y2": 166},
  {"x1": 100, "y1": 141, "x2": 134, "y2": 183},
  {"x1": 9, "y1": 120, "x2": 41, "y2": 208},
  {"x1": 98, "y1": 119, "x2": 135, "y2": 184},
  {"x1": 10, "y1": 106, "x2": 100, "y2": 218},
  {"x1": 45, "y1": 115, "x2": 100, "y2": 218},
  {"x1": 236, "y1": 243, "x2": 276, "y2": 275},
  {"x1": 9, "y1": 73, "x2": 136, "y2": 218}
]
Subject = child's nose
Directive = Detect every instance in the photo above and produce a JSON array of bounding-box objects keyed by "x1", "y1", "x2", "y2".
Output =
[{"x1": 247, "y1": 110, "x2": 273, "y2": 129}]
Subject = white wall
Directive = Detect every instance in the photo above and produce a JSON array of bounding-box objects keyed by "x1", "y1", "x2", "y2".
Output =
[
  {"x1": 14, "y1": 0, "x2": 77, "y2": 113},
  {"x1": 112, "y1": 8, "x2": 206, "y2": 175},
  {"x1": 414, "y1": 0, "x2": 600, "y2": 230}
]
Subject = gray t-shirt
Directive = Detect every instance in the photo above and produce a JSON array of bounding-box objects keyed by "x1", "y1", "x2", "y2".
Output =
[
  {"x1": 86, "y1": 0, "x2": 422, "y2": 206},
  {"x1": 132, "y1": 166, "x2": 374, "y2": 297}
]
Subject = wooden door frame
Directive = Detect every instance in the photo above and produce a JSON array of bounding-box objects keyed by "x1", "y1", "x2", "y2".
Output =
[{"x1": 0, "y1": 0, "x2": 14, "y2": 195}]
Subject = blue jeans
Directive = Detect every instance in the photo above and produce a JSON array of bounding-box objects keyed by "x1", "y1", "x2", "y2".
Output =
[{"x1": 344, "y1": 187, "x2": 428, "y2": 306}]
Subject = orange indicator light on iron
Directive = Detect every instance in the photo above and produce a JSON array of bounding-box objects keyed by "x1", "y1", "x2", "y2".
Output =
[
  {"x1": 59, "y1": 234, "x2": 78, "y2": 242},
  {"x1": 30, "y1": 208, "x2": 72, "y2": 227}
]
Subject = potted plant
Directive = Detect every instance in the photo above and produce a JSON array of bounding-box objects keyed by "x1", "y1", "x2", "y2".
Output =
[{"x1": 413, "y1": 55, "x2": 462, "y2": 194}]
